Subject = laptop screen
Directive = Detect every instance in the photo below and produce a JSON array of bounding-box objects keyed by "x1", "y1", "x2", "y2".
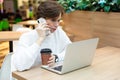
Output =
[{"x1": 52, "y1": 65, "x2": 63, "y2": 71}]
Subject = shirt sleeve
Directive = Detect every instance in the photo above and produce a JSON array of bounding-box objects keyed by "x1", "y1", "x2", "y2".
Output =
[
  {"x1": 56, "y1": 27, "x2": 72, "y2": 61},
  {"x1": 13, "y1": 30, "x2": 40, "y2": 71},
  {"x1": 56, "y1": 49, "x2": 66, "y2": 61}
]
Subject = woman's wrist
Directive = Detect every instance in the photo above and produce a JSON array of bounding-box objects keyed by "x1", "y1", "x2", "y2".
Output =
[
  {"x1": 53, "y1": 54, "x2": 59, "y2": 62},
  {"x1": 36, "y1": 37, "x2": 45, "y2": 45}
]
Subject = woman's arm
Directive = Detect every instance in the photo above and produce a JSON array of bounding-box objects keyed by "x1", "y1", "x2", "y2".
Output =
[{"x1": 13, "y1": 29, "x2": 47, "y2": 71}]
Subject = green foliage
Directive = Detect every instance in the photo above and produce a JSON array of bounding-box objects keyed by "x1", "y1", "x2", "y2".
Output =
[
  {"x1": 0, "y1": 19, "x2": 9, "y2": 31},
  {"x1": 57, "y1": 0, "x2": 120, "y2": 13}
]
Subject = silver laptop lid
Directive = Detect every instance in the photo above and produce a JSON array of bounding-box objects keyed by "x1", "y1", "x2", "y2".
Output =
[{"x1": 61, "y1": 38, "x2": 99, "y2": 74}]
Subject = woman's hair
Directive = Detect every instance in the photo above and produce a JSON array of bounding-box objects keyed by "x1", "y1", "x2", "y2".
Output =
[{"x1": 37, "y1": 1, "x2": 64, "y2": 19}]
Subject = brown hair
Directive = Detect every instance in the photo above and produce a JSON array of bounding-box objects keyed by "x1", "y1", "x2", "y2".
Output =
[{"x1": 37, "y1": 1, "x2": 64, "y2": 19}]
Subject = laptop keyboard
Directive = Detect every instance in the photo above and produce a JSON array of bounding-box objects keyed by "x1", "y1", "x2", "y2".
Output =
[{"x1": 53, "y1": 65, "x2": 62, "y2": 71}]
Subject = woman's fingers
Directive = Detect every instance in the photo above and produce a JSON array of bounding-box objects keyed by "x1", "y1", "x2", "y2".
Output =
[
  {"x1": 47, "y1": 55, "x2": 55, "y2": 66},
  {"x1": 45, "y1": 28, "x2": 51, "y2": 36}
]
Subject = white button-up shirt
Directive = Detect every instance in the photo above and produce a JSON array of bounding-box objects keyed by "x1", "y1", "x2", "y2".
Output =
[{"x1": 12, "y1": 26, "x2": 71, "y2": 71}]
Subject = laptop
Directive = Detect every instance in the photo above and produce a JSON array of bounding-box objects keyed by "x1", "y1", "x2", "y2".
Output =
[{"x1": 41, "y1": 38, "x2": 99, "y2": 74}]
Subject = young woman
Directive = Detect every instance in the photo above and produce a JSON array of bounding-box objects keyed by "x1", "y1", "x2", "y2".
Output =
[{"x1": 12, "y1": 1, "x2": 71, "y2": 71}]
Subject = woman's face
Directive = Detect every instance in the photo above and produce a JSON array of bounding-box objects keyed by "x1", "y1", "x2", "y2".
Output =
[{"x1": 46, "y1": 13, "x2": 61, "y2": 33}]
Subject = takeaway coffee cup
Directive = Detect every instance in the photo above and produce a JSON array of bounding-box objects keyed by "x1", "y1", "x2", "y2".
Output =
[{"x1": 40, "y1": 48, "x2": 52, "y2": 65}]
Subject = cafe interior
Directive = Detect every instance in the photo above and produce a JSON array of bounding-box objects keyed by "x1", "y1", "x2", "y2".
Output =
[{"x1": 0, "y1": 0, "x2": 120, "y2": 80}]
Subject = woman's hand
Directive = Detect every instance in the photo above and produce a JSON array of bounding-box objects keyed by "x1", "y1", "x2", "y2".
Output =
[
  {"x1": 36, "y1": 23, "x2": 50, "y2": 38},
  {"x1": 47, "y1": 54, "x2": 56, "y2": 67},
  {"x1": 35, "y1": 23, "x2": 51, "y2": 45}
]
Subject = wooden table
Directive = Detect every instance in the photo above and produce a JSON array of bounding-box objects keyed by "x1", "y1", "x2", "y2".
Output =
[
  {"x1": 0, "y1": 31, "x2": 21, "y2": 41},
  {"x1": 17, "y1": 20, "x2": 38, "y2": 29},
  {"x1": 0, "y1": 31, "x2": 21, "y2": 52},
  {"x1": 12, "y1": 46, "x2": 120, "y2": 80}
]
